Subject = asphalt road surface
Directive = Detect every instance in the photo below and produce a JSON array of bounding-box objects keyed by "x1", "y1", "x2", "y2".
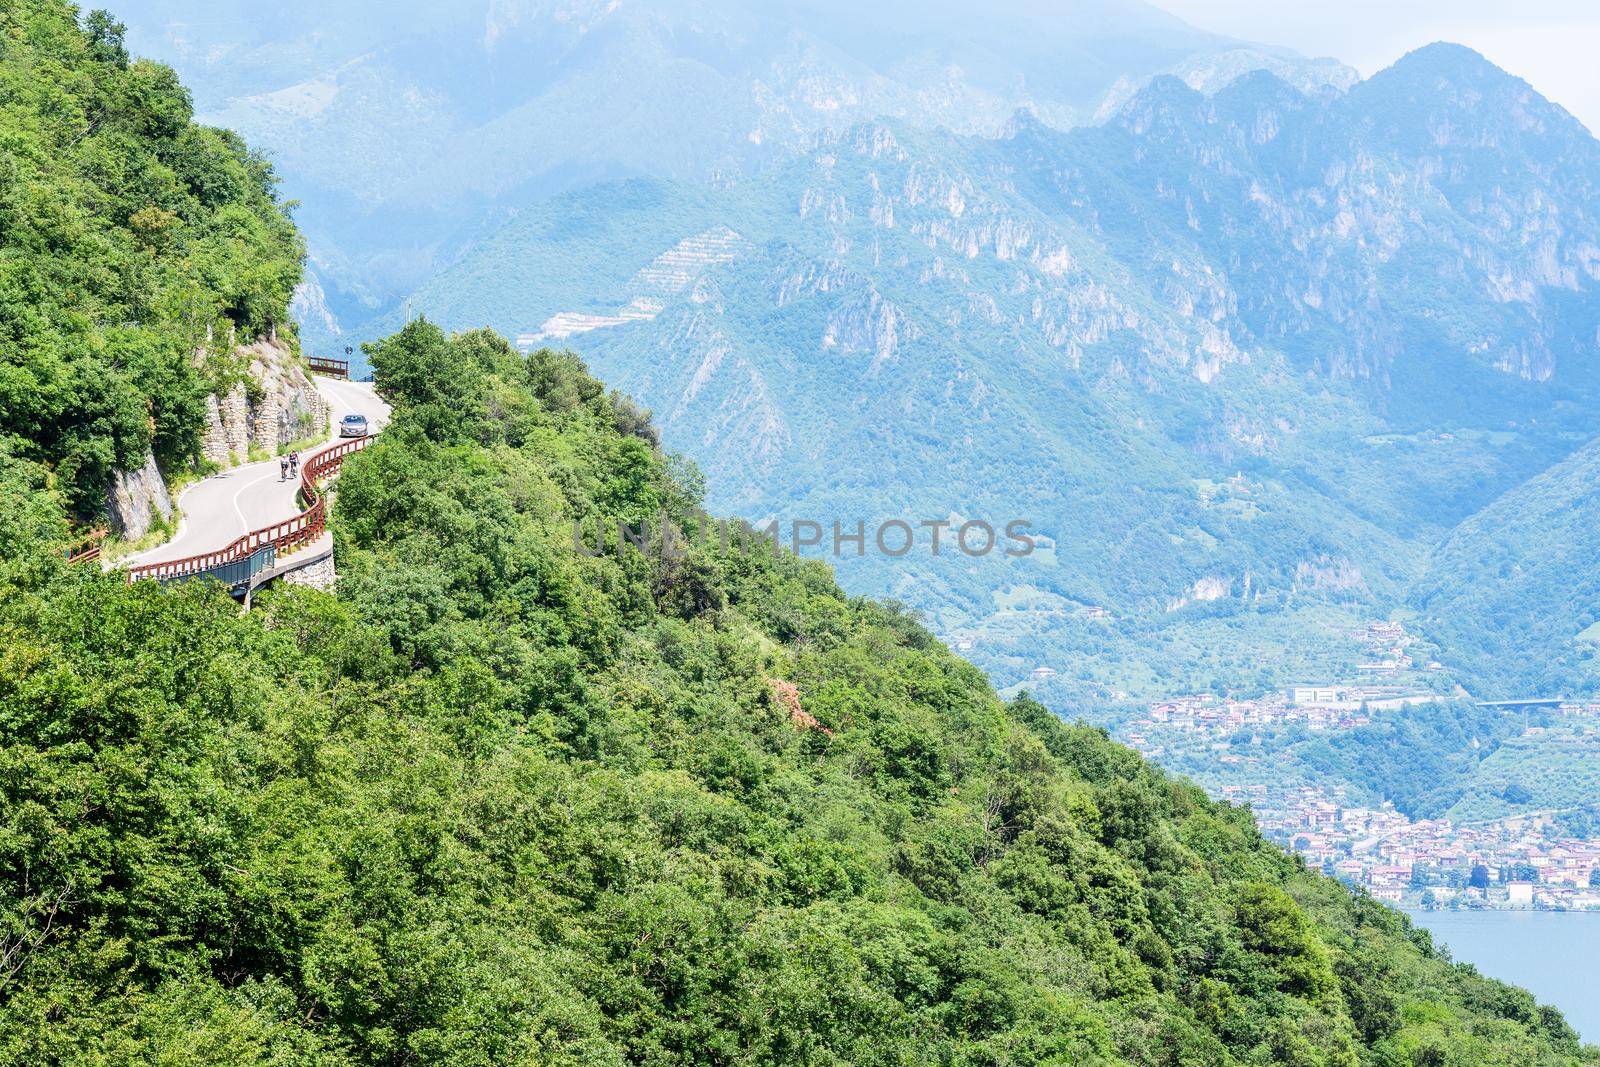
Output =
[{"x1": 124, "y1": 376, "x2": 389, "y2": 568}]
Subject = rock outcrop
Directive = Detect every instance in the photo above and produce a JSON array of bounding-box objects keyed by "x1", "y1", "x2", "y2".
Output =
[
  {"x1": 247, "y1": 338, "x2": 329, "y2": 450},
  {"x1": 112, "y1": 337, "x2": 329, "y2": 545},
  {"x1": 198, "y1": 338, "x2": 329, "y2": 467},
  {"x1": 106, "y1": 452, "x2": 173, "y2": 541}
]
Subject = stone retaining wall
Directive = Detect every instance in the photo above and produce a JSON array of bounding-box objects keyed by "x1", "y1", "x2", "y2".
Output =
[
  {"x1": 280, "y1": 553, "x2": 337, "y2": 591},
  {"x1": 198, "y1": 339, "x2": 330, "y2": 467}
]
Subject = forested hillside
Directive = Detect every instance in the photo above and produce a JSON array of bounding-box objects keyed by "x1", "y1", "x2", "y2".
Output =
[
  {"x1": 1412, "y1": 435, "x2": 1600, "y2": 697},
  {"x1": 0, "y1": 315, "x2": 1593, "y2": 1063},
  {"x1": 1, "y1": 6, "x2": 1596, "y2": 1063},
  {"x1": 0, "y1": 0, "x2": 301, "y2": 513}
]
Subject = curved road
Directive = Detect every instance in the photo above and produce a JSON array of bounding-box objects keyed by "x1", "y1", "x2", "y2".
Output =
[{"x1": 124, "y1": 376, "x2": 389, "y2": 568}]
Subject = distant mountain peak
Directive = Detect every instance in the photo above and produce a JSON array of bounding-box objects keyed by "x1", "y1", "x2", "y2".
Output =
[
  {"x1": 1367, "y1": 40, "x2": 1544, "y2": 101},
  {"x1": 1388, "y1": 41, "x2": 1506, "y2": 77},
  {"x1": 1354, "y1": 40, "x2": 1598, "y2": 151},
  {"x1": 1205, "y1": 66, "x2": 1313, "y2": 118},
  {"x1": 1110, "y1": 73, "x2": 1206, "y2": 131},
  {"x1": 1091, "y1": 49, "x2": 1350, "y2": 128},
  {"x1": 999, "y1": 106, "x2": 1051, "y2": 139}
]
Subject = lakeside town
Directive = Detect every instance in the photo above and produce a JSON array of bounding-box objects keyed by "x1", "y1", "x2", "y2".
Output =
[
  {"x1": 1119, "y1": 679, "x2": 1437, "y2": 760},
  {"x1": 1118, "y1": 620, "x2": 1449, "y2": 764},
  {"x1": 1226, "y1": 780, "x2": 1600, "y2": 911},
  {"x1": 1114, "y1": 621, "x2": 1600, "y2": 911}
]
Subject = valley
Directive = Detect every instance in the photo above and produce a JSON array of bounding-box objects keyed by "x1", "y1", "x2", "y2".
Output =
[
  {"x1": 123, "y1": 3, "x2": 1600, "y2": 714},
  {"x1": 347, "y1": 46, "x2": 1600, "y2": 719},
  {"x1": 242, "y1": 25, "x2": 1600, "y2": 930}
]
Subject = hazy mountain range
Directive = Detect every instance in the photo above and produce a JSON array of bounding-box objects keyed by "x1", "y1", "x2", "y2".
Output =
[
  {"x1": 119, "y1": 0, "x2": 1354, "y2": 329},
  {"x1": 118, "y1": 1, "x2": 1600, "y2": 700},
  {"x1": 374, "y1": 43, "x2": 1600, "y2": 699}
]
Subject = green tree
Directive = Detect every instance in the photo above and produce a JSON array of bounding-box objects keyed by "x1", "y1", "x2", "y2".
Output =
[
  {"x1": 1503, "y1": 782, "x2": 1534, "y2": 805},
  {"x1": 0, "y1": 0, "x2": 301, "y2": 513},
  {"x1": 364, "y1": 318, "x2": 486, "y2": 442},
  {"x1": 82, "y1": 8, "x2": 127, "y2": 66}
]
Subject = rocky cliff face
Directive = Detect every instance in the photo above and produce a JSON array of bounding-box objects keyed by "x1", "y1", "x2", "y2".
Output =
[
  {"x1": 106, "y1": 452, "x2": 174, "y2": 541},
  {"x1": 106, "y1": 339, "x2": 328, "y2": 544},
  {"x1": 199, "y1": 338, "x2": 329, "y2": 467}
]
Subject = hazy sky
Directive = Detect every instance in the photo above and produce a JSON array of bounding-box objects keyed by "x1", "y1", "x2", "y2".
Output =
[{"x1": 1159, "y1": 0, "x2": 1600, "y2": 132}]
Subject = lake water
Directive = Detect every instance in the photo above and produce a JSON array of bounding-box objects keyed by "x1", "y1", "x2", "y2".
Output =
[{"x1": 1404, "y1": 909, "x2": 1599, "y2": 1044}]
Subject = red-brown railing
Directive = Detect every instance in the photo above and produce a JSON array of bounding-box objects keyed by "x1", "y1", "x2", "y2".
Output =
[
  {"x1": 67, "y1": 527, "x2": 106, "y2": 564},
  {"x1": 125, "y1": 435, "x2": 372, "y2": 584},
  {"x1": 308, "y1": 356, "x2": 350, "y2": 379}
]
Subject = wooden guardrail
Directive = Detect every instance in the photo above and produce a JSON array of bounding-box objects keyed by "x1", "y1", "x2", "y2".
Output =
[
  {"x1": 308, "y1": 356, "x2": 350, "y2": 379},
  {"x1": 66, "y1": 532, "x2": 105, "y2": 564},
  {"x1": 124, "y1": 435, "x2": 372, "y2": 586}
]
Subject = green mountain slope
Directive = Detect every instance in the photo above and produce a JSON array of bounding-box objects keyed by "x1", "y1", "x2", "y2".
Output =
[
  {"x1": 1413, "y1": 434, "x2": 1600, "y2": 698},
  {"x1": 1, "y1": 8, "x2": 1595, "y2": 1062},
  {"x1": 0, "y1": 0, "x2": 301, "y2": 513},
  {"x1": 1, "y1": 320, "x2": 1594, "y2": 1063},
  {"x1": 387, "y1": 47, "x2": 1600, "y2": 699}
]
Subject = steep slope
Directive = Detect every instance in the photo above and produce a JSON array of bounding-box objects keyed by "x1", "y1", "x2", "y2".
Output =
[
  {"x1": 0, "y1": 0, "x2": 302, "y2": 515},
  {"x1": 1412, "y1": 434, "x2": 1600, "y2": 698},
  {"x1": 2, "y1": 9, "x2": 1595, "y2": 1062},
  {"x1": 114, "y1": 0, "x2": 1352, "y2": 341},
  {"x1": 1, "y1": 321, "x2": 1594, "y2": 1064},
  {"x1": 388, "y1": 46, "x2": 1600, "y2": 698}
]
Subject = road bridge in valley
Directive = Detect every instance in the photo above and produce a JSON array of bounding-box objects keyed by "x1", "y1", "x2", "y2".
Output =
[{"x1": 1473, "y1": 698, "x2": 1568, "y2": 709}]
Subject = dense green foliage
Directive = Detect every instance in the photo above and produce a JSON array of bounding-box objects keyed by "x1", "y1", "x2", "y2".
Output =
[
  {"x1": 1414, "y1": 435, "x2": 1600, "y2": 698},
  {"x1": 1275, "y1": 702, "x2": 1531, "y2": 820},
  {"x1": 0, "y1": 14, "x2": 1593, "y2": 1062},
  {"x1": 0, "y1": 0, "x2": 301, "y2": 512},
  {"x1": 1442, "y1": 726, "x2": 1600, "y2": 825},
  {"x1": 1, "y1": 320, "x2": 1593, "y2": 1064}
]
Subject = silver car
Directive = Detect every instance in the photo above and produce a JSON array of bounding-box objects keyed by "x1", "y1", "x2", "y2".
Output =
[{"x1": 339, "y1": 413, "x2": 369, "y2": 438}]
